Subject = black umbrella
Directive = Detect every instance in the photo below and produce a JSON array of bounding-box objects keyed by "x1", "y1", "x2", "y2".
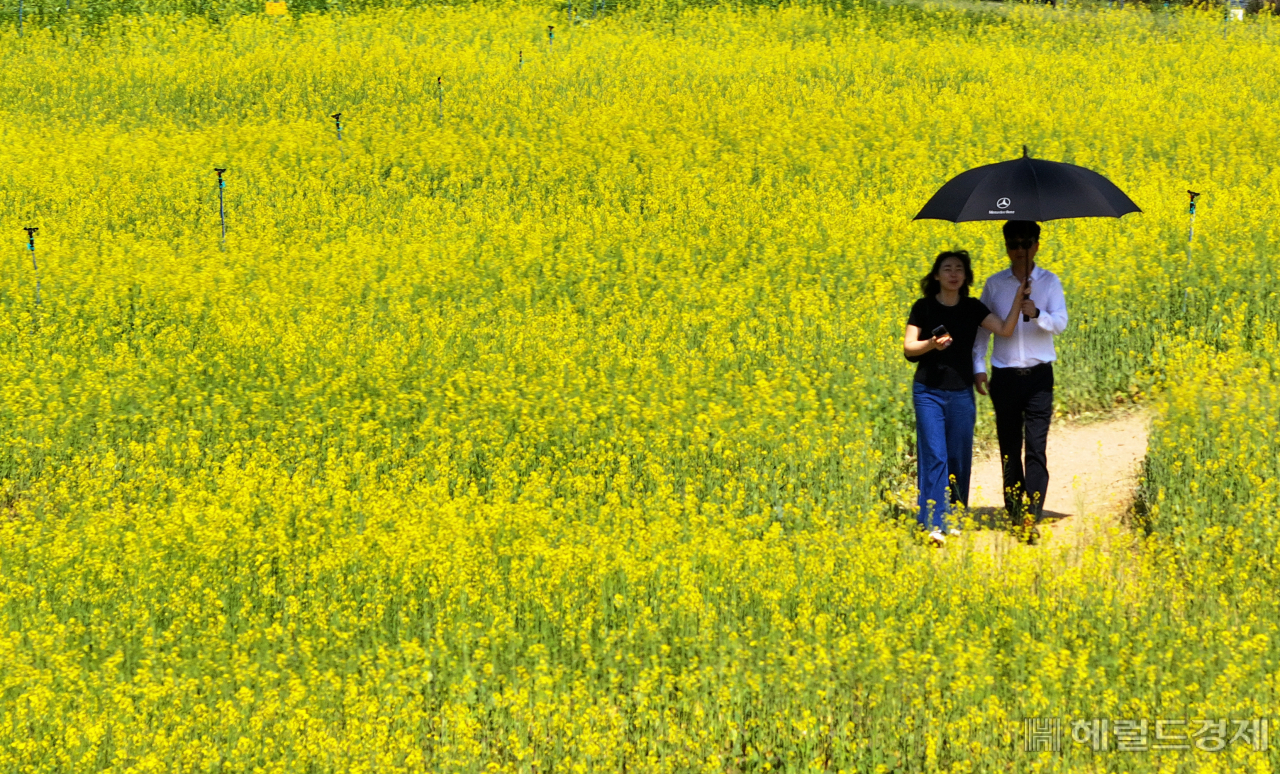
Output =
[{"x1": 913, "y1": 146, "x2": 1141, "y2": 223}]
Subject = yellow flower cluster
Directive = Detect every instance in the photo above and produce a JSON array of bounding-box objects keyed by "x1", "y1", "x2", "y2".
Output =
[{"x1": 0, "y1": 3, "x2": 1277, "y2": 771}]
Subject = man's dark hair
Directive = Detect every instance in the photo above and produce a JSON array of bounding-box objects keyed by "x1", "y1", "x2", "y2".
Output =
[
  {"x1": 1003, "y1": 220, "x2": 1041, "y2": 242},
  {"x1": 920, "y1": 250, "x2": 974, "y2": 298}
]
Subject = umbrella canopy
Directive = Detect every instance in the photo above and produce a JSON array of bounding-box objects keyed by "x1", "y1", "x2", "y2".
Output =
[{"x1": 913, "y1": 147, "x2": 1141, "y2": 223}]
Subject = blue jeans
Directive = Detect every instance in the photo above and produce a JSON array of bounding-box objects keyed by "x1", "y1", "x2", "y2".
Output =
[{"x1": 912, "y1": 382, "x2": 976, "y2": 532}]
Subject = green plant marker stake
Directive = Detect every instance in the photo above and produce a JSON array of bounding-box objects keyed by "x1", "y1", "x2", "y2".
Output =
[
  {"x1": 18, "y1": 0, "x2": 24, "y2": 36},
  {"x1": 437, "y1": 77, "x2": 444, "y2": 121},
  {"x1": 332, "y1": 112, "x2": 344, "y2": 160},
  {"x1": 1187, "y1": 190, "x2": 1201, "y2": 246},
  {"x1": 24, "y1": 227, "x2": 40, "y2": 306},
  {"x1": 1184, "y1": 190, "x2": 1201, "y2": 317},
  {"x1": 548, "y1": 25, "x2": 554, "y2": 48},
  {"x1": 215, "y1": 168, "x2": 227, "y2": 247}
]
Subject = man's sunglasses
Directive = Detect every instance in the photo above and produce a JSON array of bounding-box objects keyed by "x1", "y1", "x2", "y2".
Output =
[{"x1": 1005, "y1": 239, "x2": 1036, "y2": 250}]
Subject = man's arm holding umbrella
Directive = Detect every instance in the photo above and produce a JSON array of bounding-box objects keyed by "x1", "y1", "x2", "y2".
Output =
[{"x1": 1022, "y1": 273, "x2": 1069, "y2": 335}]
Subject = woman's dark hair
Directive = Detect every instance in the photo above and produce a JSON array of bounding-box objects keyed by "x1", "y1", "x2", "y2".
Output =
[{"x1": 920, "y1": 250, "x2": 974, "y2": 298}]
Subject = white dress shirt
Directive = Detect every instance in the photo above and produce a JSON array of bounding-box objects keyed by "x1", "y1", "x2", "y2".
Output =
[{"x1": 972, "y1": 265, "x2": 1068, "y2": 373}]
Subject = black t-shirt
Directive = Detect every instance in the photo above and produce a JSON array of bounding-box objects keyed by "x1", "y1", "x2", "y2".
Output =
[{"x1": 906, "y1": 296, "x2": 992, "y2": 390}]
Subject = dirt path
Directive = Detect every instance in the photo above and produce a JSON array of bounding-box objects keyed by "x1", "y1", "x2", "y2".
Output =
[{"x1": 964, "y1": 409, "x2": 1149, "y2": 555}]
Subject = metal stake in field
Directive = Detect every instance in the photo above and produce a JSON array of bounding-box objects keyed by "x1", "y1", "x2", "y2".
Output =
[
  {"x1": 18, "y1": 0, "x2": 24, "y2": 35},
  {"x1": 519, "y1": 50, "x2": 523, "y2": 69},
  {"x1": 332, "y1": 112, "x2": 344, "y2": 160},
  {"x1": 24, "y1": 227, "x2": 41, "y2": 306},
  {"x1": 437, "y1": 77, "x2": 444, "y2": 121},
  {"x1": 1187, "y1": 190, "x2": 1201, "y2": 245},
  {"x1": 548, "y1": 25, "x2": 555, "y2": 48},
  {"x1": 1184, "y1": 190, "x2": 1201, "y2": 316},
  {"x1": 215, "y1": 168, "x2": 227, "y2": 246}
]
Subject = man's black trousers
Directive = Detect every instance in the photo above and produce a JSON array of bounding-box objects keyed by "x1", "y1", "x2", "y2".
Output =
[{"x1": 988, "y1": 363, "x2": 1054, "y2": 520}]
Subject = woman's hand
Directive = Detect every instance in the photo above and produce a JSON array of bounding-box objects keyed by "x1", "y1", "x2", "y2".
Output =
[
  {"x1": 1019, "y1": 276, "x2": 1038, "y2": 318},
  {"x1": 904, "y1": 324, "x2": 949, "y2": 358},
  {"x1": 986, "y1": 276, "x2": 1031, "y2": 338}
]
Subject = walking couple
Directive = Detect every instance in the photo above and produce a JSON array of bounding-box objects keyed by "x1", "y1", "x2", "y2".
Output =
[{"x1": 903, "y1": 220, "x2": 1067, "y2": 545}]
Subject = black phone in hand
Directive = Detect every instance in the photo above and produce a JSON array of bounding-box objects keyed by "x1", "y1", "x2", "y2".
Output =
[{"x1": 931, "y1": 325, "x2": 948, "y2": 339}]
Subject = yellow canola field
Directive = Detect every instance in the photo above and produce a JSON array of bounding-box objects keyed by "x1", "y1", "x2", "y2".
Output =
[{"x1": 0, "y1": 3, "x2": 1277, "y2": 772}]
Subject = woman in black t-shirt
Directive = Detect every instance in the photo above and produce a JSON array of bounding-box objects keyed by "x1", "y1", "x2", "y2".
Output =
[{"x1": 903, "y1": 250, "x2": 1027, "y2": 544}]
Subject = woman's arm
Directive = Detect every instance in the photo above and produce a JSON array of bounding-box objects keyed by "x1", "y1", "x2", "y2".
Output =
[
  {"x1": 905, "y1": 323, "x2": 951, "y2": 359},
  {"x1": 979, "y1": 276, "x2": 1030, "y2": 338}
]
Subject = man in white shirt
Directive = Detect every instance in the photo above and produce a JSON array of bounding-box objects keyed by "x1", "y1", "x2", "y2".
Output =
[{"x1": 972, "y1": 220, "x2": 1068, "y2": 542}]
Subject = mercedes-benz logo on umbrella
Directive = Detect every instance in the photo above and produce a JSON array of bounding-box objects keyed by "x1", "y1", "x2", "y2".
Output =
[{"x1": 996, "y1": 198, "x2": 1012, "y2": 209}]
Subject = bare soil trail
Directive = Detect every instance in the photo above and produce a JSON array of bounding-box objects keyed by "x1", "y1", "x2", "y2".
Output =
[{"x1": 962, "y1": 408, "x2": 1149, "y2": 558}]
